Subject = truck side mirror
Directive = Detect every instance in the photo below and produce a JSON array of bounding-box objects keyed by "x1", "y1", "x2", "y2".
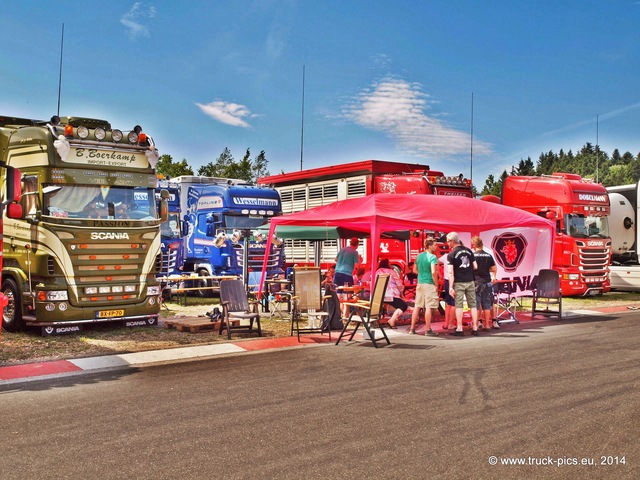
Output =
[
  {"x1": 181, "y1": 219, "x2": 189, "y2": 237},
  {"x1": 5, "y1": 166, "x2": 21, "y2": 203},
  {"x1": 6, "y1": 202, "x2": 23, "y2": 219},
  {"x1": 159, "y1": 199, "x2": 168, "y2": 222}
]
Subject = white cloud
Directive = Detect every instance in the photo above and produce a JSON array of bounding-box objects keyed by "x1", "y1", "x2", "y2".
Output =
[
  {"x1": 343, "y1": 76, "x2": 492, "y2": 158},
  {"x1": 121, "y1": 2, "x2": 157, "y2": 40},
  {"x1": 196, "y1": 101, "x2": 254, "y2": 128}
]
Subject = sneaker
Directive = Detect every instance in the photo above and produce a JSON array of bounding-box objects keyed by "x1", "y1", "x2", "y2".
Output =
[
  {"x1": 472, "y1": 330, "x2": 479, "y2": 336},
  {"x1": 409, "y1": 329, "x2": 416, "y2": 335},
  {"x1": 492, "y1": 321, "x2": 501, "y2": 329},
  {"x1": 425, "y1": 329, "x2": 439, "y2": 336},
  {"x1": 452, "y1": 330, "x2": 464, "y2": 336}
]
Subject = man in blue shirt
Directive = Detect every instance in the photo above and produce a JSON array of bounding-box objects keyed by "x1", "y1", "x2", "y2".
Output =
[{"x1": 333, "y1": 237, "x2": 362, "y2": 287}]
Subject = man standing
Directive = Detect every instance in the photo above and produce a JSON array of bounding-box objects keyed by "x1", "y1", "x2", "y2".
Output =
[
  {"x1": 410, "y1": 238, "x2": 439, "y2": 336},
  {"x1": 471, "y1": 236, "x2": 499, "y2": 331},
  {"x1": 333, "y1": 237, "x2": 362, "y2": 287},
  {"x1": 447, "y1": 232, "x2": 479, "y2": 336}
]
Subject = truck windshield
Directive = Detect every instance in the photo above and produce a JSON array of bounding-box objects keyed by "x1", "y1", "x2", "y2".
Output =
[
  {"x1": 161, "y1": 213, "x2": 181, "y2": 238},
  {"x1": 44, "y1": 185, "x2": 156, "y2": 220},
  {"x1": 224, "y1": 214, "x2": 270, "y2": 230},
  {"x1": 565, "y1": 214, "x2": 609, "y2": 238}
]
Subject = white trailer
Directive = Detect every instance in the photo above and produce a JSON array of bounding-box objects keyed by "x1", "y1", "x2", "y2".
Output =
[{"x1": 607, "y1": 181, "x2": 640, "y2": 291}]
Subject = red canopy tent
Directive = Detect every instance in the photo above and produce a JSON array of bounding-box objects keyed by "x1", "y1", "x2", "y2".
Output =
[{"x1": 260, "y1": 194, "x2": 555, "y2": 293}]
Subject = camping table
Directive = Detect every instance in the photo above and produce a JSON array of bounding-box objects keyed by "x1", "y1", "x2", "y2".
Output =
[
  {"x1": 336, "y1": 285, "x2": 364, "y2": 317},
  {"x1": 262, "y1": 279, "x2": 292, "y2": 313},
  {"x1": 163, "y1": 275, "x2": 237, "y2": 306},
  {"x1": 494, "y1": 279, "x2": 520, "y2": 324}
]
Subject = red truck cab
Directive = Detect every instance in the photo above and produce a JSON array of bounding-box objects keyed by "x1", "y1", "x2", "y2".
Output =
[{"x1": 502, "y1": 173, "x2": 611, "y2": 296}]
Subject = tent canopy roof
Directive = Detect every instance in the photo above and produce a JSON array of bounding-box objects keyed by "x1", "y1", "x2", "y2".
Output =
[{"x1": 269, "y1": 194, "x2": 555, "y2": 233}]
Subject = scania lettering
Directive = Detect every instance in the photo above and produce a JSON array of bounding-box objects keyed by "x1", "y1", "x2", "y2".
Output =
[
  {"x1": 257, "y1": 160, "x2": 473, "y2": 273},
  {"x1": 90, "y1": 232, "x2": 131, "y2": 240},
  {"x1": 500, "y1": 173, "x2": 611, "y2": 296},
  {"x1": 0, "y1": 114, "x2": 168, "y2": 334}
]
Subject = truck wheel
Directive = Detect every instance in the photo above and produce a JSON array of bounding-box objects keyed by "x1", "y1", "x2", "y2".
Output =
[
  {"x1": 2, "y1": 278, "x2": 25, "y2": 332},
  {"x1": 393, "y1": 265, "x2": 404, "y2": 278},
  {"x1": 196, "y1": 269, "x2": 214, "y2": 297}
]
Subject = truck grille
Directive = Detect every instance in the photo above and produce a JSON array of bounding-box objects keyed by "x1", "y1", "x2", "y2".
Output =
[
  {"x1": 577, "y1": 243, "x2": 611, "y2": 277},
  {"x1": 233, "y1": 244, "x2": 284, "y2": 273},
  {"x1": 159, "y1": 248, "x2": 179, "y2": 276}
]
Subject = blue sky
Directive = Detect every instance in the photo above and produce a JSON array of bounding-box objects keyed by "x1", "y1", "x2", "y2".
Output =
[{"x1": 3, "y1": 1, "x2": 640, "y2": 188}]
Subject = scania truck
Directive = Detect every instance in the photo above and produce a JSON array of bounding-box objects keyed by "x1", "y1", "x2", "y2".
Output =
[
  {"x1": 0, "y1": 114, "x2": 167, "y2": 334},
  {"x1": 501, "y1": 173, "x2": 611, "y2": 296},
  {"x1": 165, "y1": 176, "x2": 284, "y2": 293}
]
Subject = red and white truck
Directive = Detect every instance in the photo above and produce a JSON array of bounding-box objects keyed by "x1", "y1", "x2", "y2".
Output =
[
  {"x1": 500, "y1": 173, "x2": 611, "y2": 296},
  {"x1": 257, "y1": 159, "x2": 472, "y2": 274}
]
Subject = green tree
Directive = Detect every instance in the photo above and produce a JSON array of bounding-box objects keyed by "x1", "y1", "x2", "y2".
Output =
[
  {"x1": 198, "y1": 148, "x2": 234, "y2": 178},
  {"x1": 197, "y1": 147, "x2": 270, "y2": 184},
  {"x1": 155, "y1": 154, "x2": 194, "y2": 178}
]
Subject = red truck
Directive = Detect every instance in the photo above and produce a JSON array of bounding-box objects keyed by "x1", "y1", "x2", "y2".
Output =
[
  {"x1": 500, "y1": 173, "x2": 611, "y2": 296},
  {"x1": 257, "y1": 160, "x2": 472, "y2": 274}
]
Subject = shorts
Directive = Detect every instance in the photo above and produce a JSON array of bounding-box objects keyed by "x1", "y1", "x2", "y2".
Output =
[
  {"x1": 475, "y1": 281, "x2": 494, "y2": 310},
  {"x1": 385, "y1": 297, "x2": 408, "y2": 311},
  {"x1": 414, "y1": 283, "x2": 439, "y2": 309},
  {"x1": 333, "y1": 272, "x2": 353, "y2": 287},
  {"x1": 443, "y1": 279, "x2": 455, "y2": 307},
  {"x1": 454, "y1": 281, "x2": 477, "y2": 309}
]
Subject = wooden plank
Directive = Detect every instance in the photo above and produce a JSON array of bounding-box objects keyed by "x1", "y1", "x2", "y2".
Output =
[{"x1": 163, "y1": 317, "x2": 239, "y2": 333}]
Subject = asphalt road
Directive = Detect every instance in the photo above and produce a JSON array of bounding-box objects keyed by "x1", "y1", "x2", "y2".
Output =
[{"x1": 1, "y1": 313, "x2": 638, "y2": 480}]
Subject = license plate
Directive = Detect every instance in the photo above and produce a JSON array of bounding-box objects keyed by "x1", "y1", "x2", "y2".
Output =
[{"x1": 96, "y1": 309, "x2": 125, "y2": 318}]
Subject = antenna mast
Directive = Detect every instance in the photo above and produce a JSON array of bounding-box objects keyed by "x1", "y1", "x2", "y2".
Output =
[
  {"x1": 300, "y1": 65, "x2": 305, "y2": 171},
  {"x1": 470, "y1": 92, "x2": 474, "y2": 185},
  {"x1": 57, "y1": 23, "x2": 64, "y2": 116}
]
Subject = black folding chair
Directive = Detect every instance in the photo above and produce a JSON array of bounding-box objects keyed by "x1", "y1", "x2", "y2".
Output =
[
  {"x1": 335, "y1": 274, "x2": 391, "y2": 348},
  {"x1": 531, "y1": 269, "x2": 562, "y2": 319},
  {"x1": 290, "y1": 266, "x2": 330, "y2": 341},
  {"x1": 219, "y1": 279, "x2": 262, "y2": 339}
]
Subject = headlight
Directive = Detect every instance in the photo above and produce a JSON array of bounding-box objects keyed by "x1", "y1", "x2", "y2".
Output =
[
  {"x1": 112, "y1": 286, "x2": 123, "y2": 293},
  {"x1": 112, "y1": 129, "x2": 123, "y2": 142},
  {"x1": 147, "y1": 286, "x2": 161, "y2": 296},
  {"x1": 77, "y1": 126, "x2": 89, "y2": 139},
  {"x1": 566, "y1": 274, "x2": 580, "y2": 281},
  {"x1": 125, "y1": 285, "x2": 136, "y2": 292},
  {"x1": 94, "y1": 127, "x2": 106, "y2": 140},
  {"x1": 128, "y1": 131, "x2": 138, "y2": 144},
  {"x1": 85, "y1": 287, "x2": 98, "y2": 294},
  {"x1": 99, "y1": 286, "x2": 111, "y2": 294},
  {"x1": 40, "y1": 291, "x2": 69, "y2": 301}
]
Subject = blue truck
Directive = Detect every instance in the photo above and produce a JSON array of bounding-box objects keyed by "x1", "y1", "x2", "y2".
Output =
[
  {"x1": 157, "y1": 176, "x2": 284, "y2": 294},
  {"x1": 156, "y1": 179, "x2": 183, "y2": 277}
]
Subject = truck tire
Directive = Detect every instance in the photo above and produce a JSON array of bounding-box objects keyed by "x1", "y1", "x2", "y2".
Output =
[
  {"x1": 196, "y1": 269, "x2": 215, "y2": 298},
  {"x1": 2, "y1": 278, "x2": 25, "y2": 332}
]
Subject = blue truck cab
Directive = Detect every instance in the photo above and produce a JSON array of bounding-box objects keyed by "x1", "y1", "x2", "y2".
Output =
[
  {"x1": 161, "y1": 176, "x2": 284, "y2": 293},
  {"x1": 156, "y1": 179, "x2": 183, "y2": 276}
]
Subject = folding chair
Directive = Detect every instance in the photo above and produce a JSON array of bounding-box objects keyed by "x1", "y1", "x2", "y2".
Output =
[
  {"x1": 493, "y1": 280, "x2": 520, "y2": 324},
  {"x1": 290, "y1": 266, "x2": 330, "y2": 341},
  {"x1": 219, "y1": 278, "x2": 262, "y2": 339},
  {"x1": 531, "y1": 269, "x2": 562, "y2": 319},
  {"x1": 335, "y1": 273, "x2": 391, "y2": 348}
]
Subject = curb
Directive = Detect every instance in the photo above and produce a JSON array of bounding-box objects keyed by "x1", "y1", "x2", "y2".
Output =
[
  {"x1": 0, "y1": 334, "x2": 334, "y2": 384},
  {"x1": 1, "y1": 305, "x2": 634, "y2": 384}
]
